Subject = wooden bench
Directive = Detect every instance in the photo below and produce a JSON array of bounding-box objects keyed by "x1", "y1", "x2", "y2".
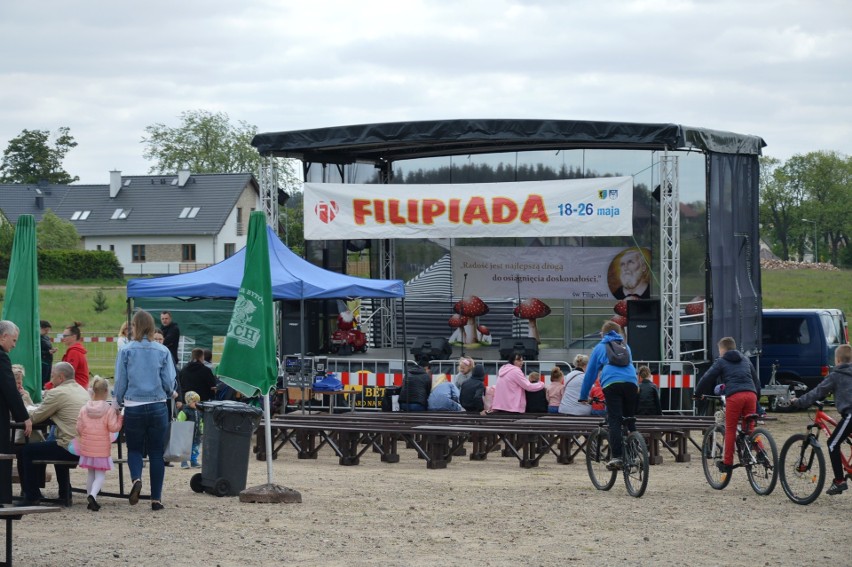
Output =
[
  {"x1": 0, "y1": 506, "x2": 61, "y2": 566},
  {"x1": 257, "y1": 412, "x2": 715, "y2": 468}
]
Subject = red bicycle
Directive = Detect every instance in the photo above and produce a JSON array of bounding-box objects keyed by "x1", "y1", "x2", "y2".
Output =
[{"x1": 779, "y1": 400, "x2": 852, "y2": 505}]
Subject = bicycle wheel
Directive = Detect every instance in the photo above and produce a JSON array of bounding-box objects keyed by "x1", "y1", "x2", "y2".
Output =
[
  {"x1": 585, "y1": 428, "x2": 617, "y2": 491},
  {"x1": 701, "y1": 424, "x2": 731, "y2": 490},
  {"x1": 623, "y1": 431, "x2": 649, "y2": 498},
  {"x1": 745, "y1": 427, "x2": 778, "y2": 495},
  {"x1": 779, "y1": 433, "x2": 825, "y2": 505}
]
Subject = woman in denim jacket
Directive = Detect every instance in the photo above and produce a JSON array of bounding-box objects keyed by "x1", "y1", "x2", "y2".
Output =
[{"x1": 114, "y1": 310, "x2": 177, "y2": 511}]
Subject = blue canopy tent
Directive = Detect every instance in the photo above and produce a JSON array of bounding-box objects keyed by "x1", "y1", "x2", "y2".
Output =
[
  {"x1": 126, "y1": 225, "x2": 406, "y2": 374},
  {"x1": 127, "y1": 226, "x2": 404, "y2": 300}
]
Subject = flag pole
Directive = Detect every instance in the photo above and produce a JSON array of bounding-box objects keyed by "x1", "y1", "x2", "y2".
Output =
[{"x1": 263, "y1": 392, "x2": 274, "y2": 483}]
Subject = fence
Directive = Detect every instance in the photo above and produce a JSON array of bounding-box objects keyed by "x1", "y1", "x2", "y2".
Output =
[{"x1": 52, "y1": 332, "x2": 197, "y2": 377}]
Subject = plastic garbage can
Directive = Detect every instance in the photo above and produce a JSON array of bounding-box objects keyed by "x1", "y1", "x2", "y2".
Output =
[{"x1": 189, "y1": 401, "x2": 262, "y2": 497}]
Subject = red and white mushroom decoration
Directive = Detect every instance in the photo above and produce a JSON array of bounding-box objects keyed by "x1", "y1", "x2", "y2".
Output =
[
  {"x1": 513, "y1": 298, "x2": 551, "y2": 344},
  {"x1": 611, "y1": 314, "x2": 628, "y2": 328},
  {"x1": 448, "y1": 313, "x2": 469, "y2": 344},
  {"x1": 453, "y1": 296, "x2": 490, "y2": 344},
  {"x1": 613, "y1": 300, "x2": 628, "y2": 317}
]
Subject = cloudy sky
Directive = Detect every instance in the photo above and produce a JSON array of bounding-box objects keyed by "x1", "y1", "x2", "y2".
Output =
[{"x1": 1, "y1": 0, "x2": 850, "y2": 184}]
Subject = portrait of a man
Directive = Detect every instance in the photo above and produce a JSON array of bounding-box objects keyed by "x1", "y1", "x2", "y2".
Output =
[{"x1": 608, "y1": 248, "x2": 652, "y2": 299}]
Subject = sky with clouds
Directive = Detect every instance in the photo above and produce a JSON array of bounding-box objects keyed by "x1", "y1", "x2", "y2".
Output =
[{"x1": 1, "y1": 0, "x2": 850, "y2": 184}]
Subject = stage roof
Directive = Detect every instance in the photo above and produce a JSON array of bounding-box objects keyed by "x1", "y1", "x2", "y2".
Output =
[{"x1": 252, "y1": 118, "x2": 766, "y2": 164}]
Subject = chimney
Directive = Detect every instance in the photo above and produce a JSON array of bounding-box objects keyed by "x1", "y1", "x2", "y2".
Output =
[
  {"x1": 177, "y1": 168, "x2": 190, "y2": 187},
  {"x1": 109, "y1": 170, "x2": 122, "y2": 198}
]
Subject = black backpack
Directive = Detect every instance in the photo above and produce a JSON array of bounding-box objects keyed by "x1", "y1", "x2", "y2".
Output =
[{"x1": 605, "y1": 340, "x2": 630, "y2": 367}]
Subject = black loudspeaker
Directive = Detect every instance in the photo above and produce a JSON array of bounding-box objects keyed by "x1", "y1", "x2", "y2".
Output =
[
  {"x1": 410, "y1": 337, "x2": 452, "y2": 364},
  {"x1": 627, "y1": 299, "x2": 660, "y2": 362},
  {"x1": 498, "y1": 337, "x2": 539, "y2": 361}
]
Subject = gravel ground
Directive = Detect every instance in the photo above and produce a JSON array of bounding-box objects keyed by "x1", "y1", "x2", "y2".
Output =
[{"x1": 12, "y1": 412, "x2": 850, "y2": 567}]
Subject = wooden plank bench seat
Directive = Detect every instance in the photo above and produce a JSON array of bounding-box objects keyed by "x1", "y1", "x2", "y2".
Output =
[
  {"x1": 0, "y1": 506, "x2": 61, "y2": 567},
  {"x1": 256, "y1": 413, "x2": 717, "y2": 469}
]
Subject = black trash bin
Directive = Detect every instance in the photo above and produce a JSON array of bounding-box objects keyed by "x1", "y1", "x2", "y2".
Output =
[
  {"x1": 189, "y1": 401, "x2": 262, "y2": 497},
  {"x1": 382, "y1": 386, "x2": 401, "y2": 412}
]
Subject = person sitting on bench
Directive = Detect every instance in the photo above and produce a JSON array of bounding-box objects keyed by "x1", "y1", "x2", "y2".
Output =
[{"x1": 18, "y1": 362, "x2": 89, "y2": 506}]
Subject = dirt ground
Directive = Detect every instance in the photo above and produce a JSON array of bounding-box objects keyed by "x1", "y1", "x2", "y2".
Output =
[{"x1": 12, "y1": 412, "x2": 850, "y2": 567}]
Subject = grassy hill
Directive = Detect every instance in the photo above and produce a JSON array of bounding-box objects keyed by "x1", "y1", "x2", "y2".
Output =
[{"x1": 761, "y1": 269, "x2": 851, "y2": 317}]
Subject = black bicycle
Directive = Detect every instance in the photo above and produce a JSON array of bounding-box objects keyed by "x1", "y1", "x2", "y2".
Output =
[
  {"x1": 700, "y1": 395, "x2": 778, "y2": 495},
  {"x1": 586, "y1": 416, "x2": 649, "y2": 498}
]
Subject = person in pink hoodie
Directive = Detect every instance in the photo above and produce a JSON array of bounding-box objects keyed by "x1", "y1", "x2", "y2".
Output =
[
  {"x1": 75, "y1": 376, "x2": 123, "y2": 511},
  {"x1": 489, "y1": 353, "x2": 545, "y2": 414}
]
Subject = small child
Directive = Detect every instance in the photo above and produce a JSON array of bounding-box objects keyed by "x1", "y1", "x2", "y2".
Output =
[
  {"x1": 75, "y1": 376, "x2": 123, "y2": 511},
  {"x1": 546, "y1": 367, "x2": 565, "y2": 414},
  {"x1": 590, "y1": 378, "x2": 607, "y2": 416},
  {"x1": 525, "y1": 372, "x2": 549, "y2": 413},
  {"x1": 178, "y1": 391, "x2": 202, "y2": 469}
]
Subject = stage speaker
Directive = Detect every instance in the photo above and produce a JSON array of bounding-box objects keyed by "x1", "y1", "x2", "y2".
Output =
[
  {"x1": 627, "y1": 299, "x2": 660, "y2": 362},
  {"x1": 410, "y1": 337, "x2": 452, "y2": 364},
  {"x1": 498, "y1": 337, "x2": 539, "y2": 361}
]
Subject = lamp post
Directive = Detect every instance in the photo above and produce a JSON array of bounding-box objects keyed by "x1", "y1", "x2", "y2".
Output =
[{"x1": 802, "y1": 218, "x2": 817, "y2": 263}]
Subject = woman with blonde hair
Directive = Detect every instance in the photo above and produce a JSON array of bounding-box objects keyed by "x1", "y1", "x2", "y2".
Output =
[{"x1": 113, "y1": 309, "x2": 176, "y2": 511}]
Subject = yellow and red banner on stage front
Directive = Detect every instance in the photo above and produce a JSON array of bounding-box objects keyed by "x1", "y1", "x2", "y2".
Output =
[{"x1": 304, "y1": 177, "x2": 634, "y2": 240}]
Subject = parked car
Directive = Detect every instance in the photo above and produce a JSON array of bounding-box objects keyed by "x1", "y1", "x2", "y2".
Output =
[{"x1": 759, "y1": 308, "x2": 848, "y2": 390}]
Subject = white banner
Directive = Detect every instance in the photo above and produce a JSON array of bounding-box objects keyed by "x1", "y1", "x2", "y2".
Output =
[
  {"x1": 303, "y1": 177, "x2": 633, "y2": 240},
  {"x1": 451, "y1": 246, "x2": 653, "y2": 300}
]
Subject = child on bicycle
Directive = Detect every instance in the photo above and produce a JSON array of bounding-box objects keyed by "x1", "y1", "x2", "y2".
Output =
[
  {"x1": 695, "y1": 337, "x2": 760, "y2": 474},
  {"x1": 791, "y1": 343, "x2": 852, "y2": 495}
]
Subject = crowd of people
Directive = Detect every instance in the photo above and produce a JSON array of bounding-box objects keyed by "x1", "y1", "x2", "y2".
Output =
[
  {"x1": 0, "y1": 308, "x2": 233, "y2": 512},
  {"x1": 4, "y1": 310, "x2": 851, "y2": 513}
]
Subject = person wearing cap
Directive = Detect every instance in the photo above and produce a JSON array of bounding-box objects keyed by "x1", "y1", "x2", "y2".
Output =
[
  {"x1": 40, "y1": 320, "x2": 56, "y2": 387},
  {"x1": 459, "y1": 364, "x2": 487, "y2": 412}
]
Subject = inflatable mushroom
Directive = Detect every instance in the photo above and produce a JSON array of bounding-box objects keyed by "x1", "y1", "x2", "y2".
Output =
[
  {"x1": 514, "y1": 298, "x2": 551, "y2": 344},
  {"x1": 448, "y1": 313, "x2": 469, "y2": 345},
  {"x1": 453, "y1": 296, "x2": 490, "y2": 344}
]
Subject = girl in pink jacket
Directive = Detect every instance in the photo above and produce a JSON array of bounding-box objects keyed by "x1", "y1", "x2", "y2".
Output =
[{"x1": 75, "y1": 376, "x2": 123, "y2": 511}]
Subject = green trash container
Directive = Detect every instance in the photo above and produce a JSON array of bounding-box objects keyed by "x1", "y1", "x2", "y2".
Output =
[{"x1": 189, "y1": 401, "x2": 262, "y2": 497}]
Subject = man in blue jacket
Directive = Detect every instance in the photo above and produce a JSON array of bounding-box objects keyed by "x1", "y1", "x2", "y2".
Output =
[
  {"x1": 579, "y1": 320, "x2": 637, "y2": 471},
  {"x1": 695, "y1": 336, "x2": 760, "y2": 474}
]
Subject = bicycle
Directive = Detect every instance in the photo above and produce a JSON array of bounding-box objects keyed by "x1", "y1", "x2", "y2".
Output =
[
  {"x1": 779, "y1": 400, "x2": 852, "y2": 505},
  {"x1": 700, "y1": 395, "x2": 778, "y2": 495},
  {"x1": 585, "y1": 415, "x2": 649, "y2": 498}
]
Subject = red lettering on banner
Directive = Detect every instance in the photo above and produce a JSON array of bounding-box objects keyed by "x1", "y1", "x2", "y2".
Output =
[
  {"x1": 421, "y1": 200, "x2": 446, "y2": 224},
  {"x1": 492, "y1": 197, "x2": 518, "y2": 223},
  {"x1": 373, "y1": 200, "x2": 386, "y2": 223},
  {"x1": 353, "y1": 196, "x2": 548, "y2": 227},
  {"x1": 520, "y1": 195, "x2": 548, "y2": 223},
  {"x1": 448, "y1": 199, "x2": 461, "y2": 223},
  {"x1": 463, "y1": 197, "x2": 490, "y2": 224},
  {"x1": 353, "y1": 200, "x2": 371, "y2": 225},
  {"x1": 388, "y1": 200, "x2": 405, "y2": 224}
]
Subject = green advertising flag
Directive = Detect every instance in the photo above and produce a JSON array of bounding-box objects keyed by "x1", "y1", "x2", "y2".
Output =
[
  {"x1": 217, "y1": 211, "x2": 277, "y2": 398},
  {"x1": 1, "y1": 215, "x2": 42, "y2": 403}
]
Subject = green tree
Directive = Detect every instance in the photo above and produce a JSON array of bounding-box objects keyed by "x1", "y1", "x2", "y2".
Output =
[
  {"x1": 0, "y1": 127, "x2": 79, "y2": 184},
  {"x1": 36, "y1": 209, "x2": 80, "y2": 249},
  {"x1": 760, "y1": 156, "x2": 807, "y2": 260},
  {"x1": 143, "y1": 108, "x2": 300, "y2": 217},
  {"x1": 794, "y1": 151, "x2": 851, "y2": 264}
]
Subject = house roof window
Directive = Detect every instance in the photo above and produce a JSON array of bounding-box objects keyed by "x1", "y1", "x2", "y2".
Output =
[
  {"x1": 71, "y1": 210, "x2": 91, "y2": 220},
  {"x1": 111, "y1": 208, "x2": 132, "y2": 220},
  {"x1": 179, "y1": 207, "x2": 201, "y2": 219}
]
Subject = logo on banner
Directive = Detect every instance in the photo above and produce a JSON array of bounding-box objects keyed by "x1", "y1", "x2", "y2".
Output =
[
  {"x1": 598, "y1": 189, "x2": 619, "y2": 200},
  {"x1": 227, "y1": 296, "x2": 260, "y2": 348},
  {"x1": 314, "y1": 201, "x2": 339, "y2": 224}
]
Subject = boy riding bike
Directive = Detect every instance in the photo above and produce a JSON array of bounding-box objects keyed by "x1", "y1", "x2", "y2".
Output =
[
  {"x1": 792, "y1": 343, "x2": 852, "y2": 495},
  {"x1": 695, "y1": 337, "x2": 761, "y2": 475}
]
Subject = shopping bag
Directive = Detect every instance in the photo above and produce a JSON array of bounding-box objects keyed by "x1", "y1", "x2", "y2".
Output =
[{"x1": 164, "y1": 420, "x2": 194, "y2": 462}]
